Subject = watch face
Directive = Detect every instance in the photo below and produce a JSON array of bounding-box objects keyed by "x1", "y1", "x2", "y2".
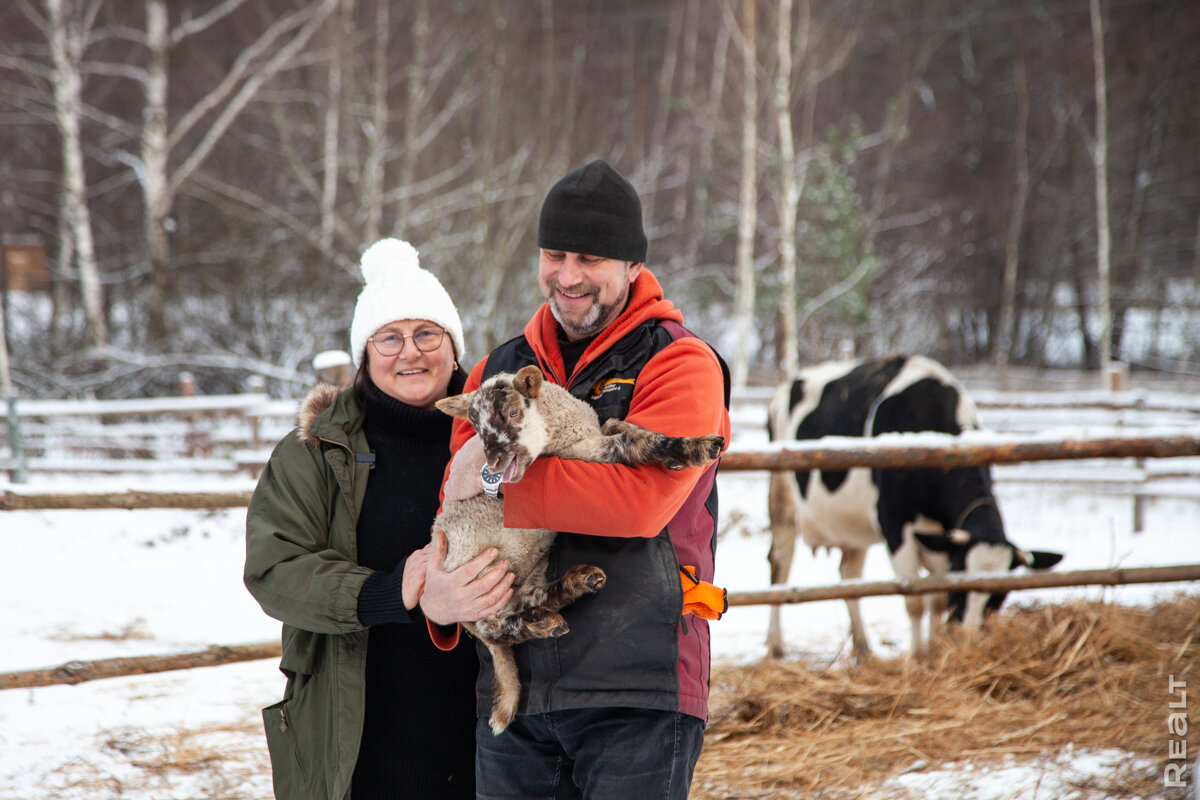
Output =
[{"x1": 480, "y1": 465, "x2": 503, "y2": 494}]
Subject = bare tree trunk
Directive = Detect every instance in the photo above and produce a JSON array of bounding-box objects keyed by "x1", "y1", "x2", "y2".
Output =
[
  {"x1": 1194, "y1": 208, "x2": 1200, "y2": 279},
  {"x1": 45, "y1": 0, "x2": 107, "y2": 346},
  {"x1": 1070, "y1": 235, "x2": 1098, "y2": 369},
  {"x1": 641, "y1": 0, "x2": 684, "y2": 223},
  {"x1": 396, "y1": 0, "x2": 426, "y2": 235},
  {"x1": 134, "y1": 0, "x2": 338, "y2": 341},
  {"x1": 1090, "y1": 0, "x2": 1113, "y2": 385},
  {"x1": 51, "y1": 189, "x2": 73, "y2": 352},
  {"x1": 362, "y1": 0, "x2": 390, "y2": 244},
  {"x1": 775, "y1": 0, "x2": 801, "y2": 376},
  {"x1": 731, "y1": 0, "x2": 758, "y2": 387},
  {"x1": 321, "y1": 0, "x2": 352, "y2": 251},
  {"x1": 995, "y1": 31, "x2": 1030, "y2": 389},
  {"x1": 683, "y1": 9, "x2": 729, "y2": 268},
  {"x1": 143, "y1": 0, "x2": 171, "y2": 344}
]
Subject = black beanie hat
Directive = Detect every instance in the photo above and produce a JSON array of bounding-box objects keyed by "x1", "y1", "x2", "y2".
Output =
[{"x1": 537, "y1": 159, "x2": 648, "y2": 263}]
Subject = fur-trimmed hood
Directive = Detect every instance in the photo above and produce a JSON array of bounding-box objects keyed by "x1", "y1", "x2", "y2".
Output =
[{"x1": 294, "y1": 382, "x2": 351, "y2": 448}]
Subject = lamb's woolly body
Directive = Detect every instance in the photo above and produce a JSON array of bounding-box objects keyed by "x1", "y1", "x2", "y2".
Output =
[
  {"x1": 437, "y1": 499, "x2": 553, "y2": 581},
  {"x1": 434, "y1": 365, "x2": 725, "y2": 735}
]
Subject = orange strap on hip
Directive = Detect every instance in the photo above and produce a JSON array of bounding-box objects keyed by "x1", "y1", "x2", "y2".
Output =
[{"x1": 679, "y1": 565, "x2": 728, "y2": 621}]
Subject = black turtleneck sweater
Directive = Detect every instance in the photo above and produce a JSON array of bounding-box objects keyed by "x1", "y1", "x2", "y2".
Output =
[{"x1": 350, "y1": 373, "x2": 477, "y2": 800}]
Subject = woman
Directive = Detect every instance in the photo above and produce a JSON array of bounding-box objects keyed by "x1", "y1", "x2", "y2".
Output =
[{"x1": 244, "y1": 238, "x2": 514, "y2": 800}]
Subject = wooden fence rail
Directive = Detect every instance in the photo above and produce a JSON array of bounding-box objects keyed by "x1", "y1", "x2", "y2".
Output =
[
  {"x1": 0, "y1": 642, "x2": 281, "y2": 691},
  {"x1": 3, "y1": 563, "x2": 1197, "y2": 691},
  {"x1": 726, "y1": 563, "x2": 1200, "y2": 606},
  {"x1": 3, "y1": 430, "x2": 1199, "y2": 511},
  {"x1": 717, "y1": 430, "x2": 1200, "y2": 472},
  {"x1": 0, "y1": 489, "x2": 254, "y2": 511}
]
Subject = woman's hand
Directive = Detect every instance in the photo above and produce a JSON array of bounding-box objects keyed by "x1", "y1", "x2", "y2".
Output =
[
  {"x1": 402, "y1": 544, "x2": 432, "y2": 610},
  {"x1": 419, "y1": 530, "x2": 515, "y2": 625}
]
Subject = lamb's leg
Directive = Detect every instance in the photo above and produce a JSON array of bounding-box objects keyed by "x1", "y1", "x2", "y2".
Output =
[
  {"x1": 593, "y1": 418, "x2": 725, "y2": 469},
  {"x1": 473, "y1": 565, "x2": 605, "y2": 646},
  {"x1": 474, "y1": 607, "x2": 569, "y2": 645},
  {"x1": 540, "y1": 563, "x2": 606, "y2": 611},
  {"x1": 487, "y1": 641, "x2": 520, "y2": 735}
]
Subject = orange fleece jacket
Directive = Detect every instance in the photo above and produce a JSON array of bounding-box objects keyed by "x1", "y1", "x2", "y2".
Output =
[{"x1": 428, "y1": 270, "x2": 730, "y2": 650}]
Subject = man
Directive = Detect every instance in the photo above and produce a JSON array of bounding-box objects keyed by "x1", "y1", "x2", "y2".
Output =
[{"x1": 437, "y1": 159, "x2": 731, "y2": 799}]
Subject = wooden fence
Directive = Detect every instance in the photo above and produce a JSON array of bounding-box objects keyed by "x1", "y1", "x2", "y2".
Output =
[
  {"x1": 2, "y1": 423, "x2": 1198, "y2": 689},
  {"x1": 3, "y1": 563, "x2": 1198, "y2": 691},
  {"x1": 4, "y1": 387, "x2": 1200, "y2": 480},
  {"x1": 3, "y1": 429, "x2": 1199, "y2": 511}
]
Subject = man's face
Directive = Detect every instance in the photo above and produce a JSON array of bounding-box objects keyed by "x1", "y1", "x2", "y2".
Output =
[{"x1": 538, "y1": 250, "x2": 642, "y2": 341}]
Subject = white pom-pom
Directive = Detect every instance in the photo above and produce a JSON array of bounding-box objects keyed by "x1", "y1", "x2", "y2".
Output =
[{"x1": 359, "y1": 238, "x2": 419, "y2": 285}]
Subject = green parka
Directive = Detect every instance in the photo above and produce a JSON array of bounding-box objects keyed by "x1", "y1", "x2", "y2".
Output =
[{"x1": 244, "y1": 384, "x2": 377, "y2": 800}]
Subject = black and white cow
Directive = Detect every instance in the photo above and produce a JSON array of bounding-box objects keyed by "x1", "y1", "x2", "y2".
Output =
[{"x1": 765, "y1": 355, "x2": 1062, "y2": 658}]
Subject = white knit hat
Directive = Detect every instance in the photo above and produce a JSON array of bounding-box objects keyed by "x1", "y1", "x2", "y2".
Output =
[{"x1": 349, "y1": 238, "x2": 465, "y2": 368}]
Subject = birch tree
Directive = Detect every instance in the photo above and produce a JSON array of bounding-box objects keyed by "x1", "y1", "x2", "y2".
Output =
[
  {"x1": 1089, "y1": 0, "x2": 1113, "y2": 384},
  {"x1": 729, "y1": 0, "x2": 758, "y2": 388},
  {"x1": 14, "y1": 0, "x2": 109, "y2": 346},
  {"x1": 994, "y1": 30, "x2": 1029, "y2": 389},
  {"x1": 111, "y1": 0, "x2": 339, "y2": 343},
  {"x1": 774, "y1": 0, "x2": 802, "y2": 376}
]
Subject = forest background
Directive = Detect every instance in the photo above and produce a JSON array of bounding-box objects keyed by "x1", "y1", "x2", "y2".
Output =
[{"x1": 1, "y1": 0, "x2": 1197, "y2": 400}]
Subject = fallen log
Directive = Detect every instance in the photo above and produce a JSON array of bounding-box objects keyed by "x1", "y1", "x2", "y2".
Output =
[
  {"x1": 728, "y1": 563, "x2": 1200, "y2": 607},
  {"x1": 0, "y1": 489, "x2": 254, "y2": 510},
  {"x1": 718, "y1": 431, "x2": 1200, "y2": 472},
  {"x1": 0, "y1": 641, "x2": 282, "y2": 691}
]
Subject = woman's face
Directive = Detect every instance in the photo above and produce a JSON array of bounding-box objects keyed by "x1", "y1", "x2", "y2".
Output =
[{"x1": 365, "y1": 319, "x2": 455, "y2": 408}]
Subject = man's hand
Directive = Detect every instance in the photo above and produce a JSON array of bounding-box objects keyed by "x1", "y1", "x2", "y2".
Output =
[
  {"x1": 419, "y1": 530, "x2": 515, "y2": 625},
  {"x1": 442, "y1": 434, "x2": 487, "y2": 503}
]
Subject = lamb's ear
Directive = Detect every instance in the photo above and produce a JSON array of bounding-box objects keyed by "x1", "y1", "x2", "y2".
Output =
[
  {"x1": 435, "y1": 393, "x2": 473, "y2": 419},
  {"x1": 513, "y1": 365, "x2": 543, "y2": 399}
]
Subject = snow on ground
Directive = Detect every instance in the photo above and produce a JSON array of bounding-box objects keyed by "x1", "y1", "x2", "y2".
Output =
[{"x1": 2, "y1": 457, "x2": 1198, "y2": 798}]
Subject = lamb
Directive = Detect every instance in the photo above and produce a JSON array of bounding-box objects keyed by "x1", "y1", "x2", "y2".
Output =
[{"x1": 433, "y1": 364, "x2": 725, "y2": 734}]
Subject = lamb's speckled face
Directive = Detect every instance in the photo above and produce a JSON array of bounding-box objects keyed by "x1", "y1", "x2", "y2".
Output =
[{"x1": 469, "y1": 377, "x2": 537, "y2": 483}]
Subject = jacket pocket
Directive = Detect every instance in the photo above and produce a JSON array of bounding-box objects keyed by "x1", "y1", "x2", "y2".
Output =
[{"x1": 262, "y1": 671, "x2": 312, "y2": 796}]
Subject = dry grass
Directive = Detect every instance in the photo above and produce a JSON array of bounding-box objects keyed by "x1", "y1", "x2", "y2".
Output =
[
  {"x1": 37, "y1": 718, "x2": 270, "y2": 799},
  {"x1": 31, "y1": 596, "x2": 1197, "y2": 799},
  {"x1": 693, "y1": 594, "x2": 1200, "y2": 799}
]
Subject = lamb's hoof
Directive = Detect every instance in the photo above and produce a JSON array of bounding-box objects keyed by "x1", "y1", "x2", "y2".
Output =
[
  {"x1": 585, "y1": 568, "x2": 606, "y2": 591},
  {"x1": 705, "y1": 435, "x2": 726, "y2": 460},
  {"x1": 527, "y1": 609, "x2": 569, "y2": 638}
]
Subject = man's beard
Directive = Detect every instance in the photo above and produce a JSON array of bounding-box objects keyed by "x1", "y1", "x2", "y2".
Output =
[{"x1": 548, "y1": 282, "x2": 629, "y2": 339}]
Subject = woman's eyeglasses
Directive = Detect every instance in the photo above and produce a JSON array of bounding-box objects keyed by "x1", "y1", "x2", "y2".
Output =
[{"x1": 369, "y1": 328, "x2": 445, "y2": 355}]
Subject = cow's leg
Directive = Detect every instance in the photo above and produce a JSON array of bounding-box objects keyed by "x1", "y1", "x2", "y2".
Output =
[
  {"x1": 927, "y1": 593, "x2": 947, "y2": 642},
  {"x1": 838, "y1": 546, "x2": 871, "y2": 658},
  {"x1": 888, "y1": 524, "x2": 927, "y2": 658},
  {"x1": 766, "y1": 472, "x2": 798, "y2": 658},
  {"x1": 921, "y1": 549, "x2": 950, "y2": 645},
  {"x1": 962, "y1": 542, "x2": 1013, "y2": 631}
]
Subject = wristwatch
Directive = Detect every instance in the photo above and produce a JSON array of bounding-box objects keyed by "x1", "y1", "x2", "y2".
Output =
[{"x1": 480, "y1": 464, "x2": 503, "y2": 498}]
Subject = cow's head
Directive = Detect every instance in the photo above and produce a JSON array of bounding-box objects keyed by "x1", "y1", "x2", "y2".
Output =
[{"x1": 914, "y1": 528, "x2": 1063, "y2": 627}]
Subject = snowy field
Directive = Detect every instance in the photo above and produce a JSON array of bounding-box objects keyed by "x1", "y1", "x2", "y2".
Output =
[{"x1": 2, "y1": 449, "x2": 1198, "y2": 797}]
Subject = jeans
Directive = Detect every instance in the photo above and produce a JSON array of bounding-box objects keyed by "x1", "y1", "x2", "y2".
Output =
[{"x1": 474, "y1": 707, "x2": 705, "y2": 800}]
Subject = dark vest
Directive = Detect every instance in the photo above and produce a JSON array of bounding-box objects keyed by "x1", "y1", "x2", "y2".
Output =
[{"x1": 476, "y1": 318, "x2": 730, "y2": 718}]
